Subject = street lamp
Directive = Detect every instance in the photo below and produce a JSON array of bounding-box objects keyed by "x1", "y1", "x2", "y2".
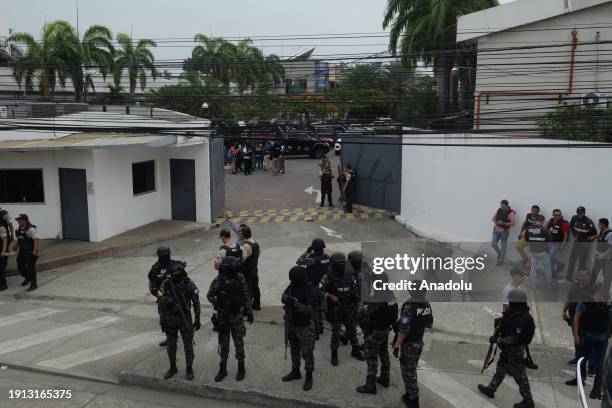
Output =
[{"x1": 202, "y1": 102, "x2": 209, "y2": 118}]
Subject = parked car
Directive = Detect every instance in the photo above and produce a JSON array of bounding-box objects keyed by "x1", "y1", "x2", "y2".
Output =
[{"x1": 278, "y1": 129, "x2": 332, "y2": 158}]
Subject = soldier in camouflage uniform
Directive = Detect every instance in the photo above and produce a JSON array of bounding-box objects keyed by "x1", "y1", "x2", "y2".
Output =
[
  {"x1": 281, "y1": 265, "x2": 320, "y2": 391},
  {"x1": 392, "y1": 281, "x2": 433, "y2": 408},
  {"x1": 478, "y1": 289, "x2": 535, "y2": 408},
  {"x1": 296, "y1": 238, "x2": 330, "y2": 339},
  {"x1": 158, "y1": 260, "x2": 201, "y2": 381},
  {"x1": 356, "y1": 272, "x2": 398, "y2": 394},
  {"x1": 208, "y1": 256, "x2": 254, "y2": 382},
  {"x1": 322, "y1": 253, "x2": 365, "y2": 365},
  {"x1": 148, "y1": 246, "x2": 173, "y2": 347}
]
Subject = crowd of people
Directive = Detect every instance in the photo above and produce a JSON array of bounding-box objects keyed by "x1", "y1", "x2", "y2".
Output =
[
  {"x1": 0, "y1": 210, "x2": 40, "y2": 292},
  {"x1": 227, "y1": 142, "x2": 286, "y2": 176}
]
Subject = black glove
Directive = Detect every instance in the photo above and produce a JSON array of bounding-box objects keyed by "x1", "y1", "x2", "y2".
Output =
[
  {"x1": 246, "y1": 312, "x2": 254, "y2": 324},
  {"x1": 489, "y1": 335, "x2": 498, "y2": 344},
  {"x1": 392, "y1": 346, "x2": 400, "y2": 358},
  {"x1": 193, "y1": 320, "x2": 201, "y2": 331}
]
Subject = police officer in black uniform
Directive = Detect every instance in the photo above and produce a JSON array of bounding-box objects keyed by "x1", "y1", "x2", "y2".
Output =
[
  {"x1": 356, "y1": 272, "x2": 398, "y2": 394},
  {"x1": 565, "y1": 206, "x2": 597, "y2": 283},
  {"x1": 478, "y1": 289, "x2": 535, "y2": 408},
  {"x1": 322, "y1": 252, "x2": 365, "y2": 365},
  {"x1": 148, "y1": 246, "x2": 173, "y2": 347},
  {"x1": 240, "y1": 226, "x2": 261, "y2": 310},
  {"x1": 393, "y1": 281, "x2": 433, "y2": 408},
  {"x1": 158, "y1": 260, "x2": 201, "y2": 381},
  {"x1": 297, "y1": 238, "x2": 330, "y2": 338},
  {"x1": 14, "y1": 214, "x2": 39, "y2": 292}
]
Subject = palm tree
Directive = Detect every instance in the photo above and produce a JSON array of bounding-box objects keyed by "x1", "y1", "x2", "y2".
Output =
[
  {"x1": 188, "y1": 34, "x2": 237, "y2": 89},
  {"x1": 74, "y1": 25, "x2": 114, "y2": 101},
  {"x1": 262, "y1": 54, "x2": 285, "y2": 89},
  {"x1": 383, "y1": 0, "x2": 497, "y2": 115},
  {"x1": 113, "y1": 33, "x2": 158, "y2": 97},
  {"x1": 8, "y1": 21, "x2": 69, "y2": 98}
]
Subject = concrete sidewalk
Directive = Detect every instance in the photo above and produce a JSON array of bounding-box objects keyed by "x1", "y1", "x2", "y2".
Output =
[{"x1": 6, "y1": 220, "x2": 214, "y2": 276}]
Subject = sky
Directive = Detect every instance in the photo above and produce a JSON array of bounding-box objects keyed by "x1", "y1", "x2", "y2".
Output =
[{"x1": 3, "y1": 0, "x2": 515, "y2": 62}]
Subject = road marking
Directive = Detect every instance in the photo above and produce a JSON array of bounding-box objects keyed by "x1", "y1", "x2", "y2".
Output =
[
  {"x1": 304, "y1": 186, "x2": 322, "y2": 203},
  {"x1": 0, "y1": 316, "x2": 121, "y2": 355},
  {"x1": 37, "y1": 331, "x2": 162, "y2": 370},
  {"x1": 468, "y1": 360, "x2": 578, "y2": 407},
  {"x1": 416, "y1": 360, "x2": 497, "y2": 408},
  {"x1": 482, "y1": 306, "x2": 501, "y2": 318},
  {"x1": 0, "y1": 308, "x2": 62, "y2": 328},
  {"x1": 320, "y1": 226, "x2": 343, "y2": 239}
]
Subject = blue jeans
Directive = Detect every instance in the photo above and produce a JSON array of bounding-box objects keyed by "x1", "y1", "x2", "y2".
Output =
[
  {"x1": 530, "y1": 251, "x2": 552, "y2": 288},
  {"x1": 548, "y1": 243, "x2": 561, "y2": 274},
  {"x1": 578, "y1": 335, "x2": 605, "y2": 382},
  {"x1": 491, "y1": 230, "x2": 510, "y2": 262}
]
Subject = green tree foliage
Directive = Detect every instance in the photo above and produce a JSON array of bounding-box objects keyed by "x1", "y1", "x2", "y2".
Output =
[
  {"x1": 113, "y1": 33, "x2": 157, "y2": 97},
  {"x1": 537, "y1": 104, "x2": 612, "y2": 142}
]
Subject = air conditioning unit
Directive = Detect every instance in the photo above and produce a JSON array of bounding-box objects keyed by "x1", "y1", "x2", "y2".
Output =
[{"x1": 581, "y1": 92, "x2": 610, "y2": 109}]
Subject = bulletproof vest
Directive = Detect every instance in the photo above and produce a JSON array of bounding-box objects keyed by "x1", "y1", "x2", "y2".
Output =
[
  {"x1": 150, "y1": 262, "x2": 169, "y2": 289},
  {"x1": 287, "y1": 283, "x2": 316, "y2": 326},
  {"x1": 326, "y1": 272, "x2": 354, "y2": 307},
  {"x1": 241, "y1": 241, "x2": 260, "y2": 274},
  {"x1": 596, "y1": 230, "x2": 611, "y2": 253},
  {"x1": 166, "y1": 278, "x2": 193, "y2": 314},
  {"x1": 305, "y1": 253, "x2": 330, "y2": 284},
  {"x1": 523, "y1": 213, "x2": 537, "y2": 228},
  {"x1": 548, "y1": 219, "x2": 568, "y2": 242},
  {"x1": 495, "y1": 208, "x2": 513, "y2": 230},
  {"x1": 571, "y1": 216, "x2": 595, "y2": 241},
  {"x1": 220, "y1": 244, "x2": 243, "y2": 259},
  {"x1": 16, "y1": 224, "x2": 35, "y2": 252},
  {"x1": 581, "y1": 303, "x2": 610, "y2": 335},
  {"x1": 402, "y1": 301, "x2": 433, "y2": 342},
  {"x1": 216, "y1": 273, "x2": 244, "y2": 314},
  {"x1": 321, "y1": 170, "x2": 333, "y2": 184},
  {"x1": 525, "y1": 224, "x2": 548, "y2": 253},
  {"x1": 500, "y1": 309, "x2": 535, "y2": 345},
  {"x1": 368, "y1": 301, "x2": 399, "y2": 331}
]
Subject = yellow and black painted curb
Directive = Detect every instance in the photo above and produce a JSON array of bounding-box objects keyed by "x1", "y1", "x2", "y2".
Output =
[{"x1": 217, "y1": 207, "x2": 388, "y2": 224}]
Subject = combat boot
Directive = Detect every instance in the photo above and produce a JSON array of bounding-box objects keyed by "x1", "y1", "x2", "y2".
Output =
[
  {"x1": 303, "y1": 371, "x2": 313, "y2": 391},
  {"x1": 402, "y1": 394, "x2": 419, "y2": 408},
  {"x1": 159, "y1": 340, "x2": 167, "y2": 347},
  {"x1": 356, "y1": 376, "x2": 377, "y2": 394},
  {"x1": 477, "y1": 384, "x2": 495, "y2": 398},
  {"x1": 331, "y1": 348, "x2": 339, "y2": 366},
  {"x1": 185, "y1": 366, "x2": 194, "y2": 381},
  {"x1": 513, "y1": 399, "x2": 535, "y2": 408},
  {"x1": 282, "y1": 369, "x2": 302, "y2": 381},
  {"x1": 214, "y1": 362, "x2": 228, "y2": 382},
  {"x1": 236, "y1": 360, "x2": 246, "y2": 381},
  {"x1": 20, "y1": 279, "x2": 29, "y2": 287},
  {"x1": 163, "y1": 364, "x2": 178, "y2": 380},
  {"x1": 351, "y1": 345, "x2": 366, "y2": 361},
  {"x1": 376, "y1": 376, "x2": 390, "y2": 388}
]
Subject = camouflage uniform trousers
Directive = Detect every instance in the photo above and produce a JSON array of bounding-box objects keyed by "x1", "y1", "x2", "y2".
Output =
[
  {"x1": 489, "y1": 345, "x2": 533, "y2": 403},
  {"x1": 330, "y1": 308, "x2": 359, "y2": 350},
  {"x1": 364, "y1": 329, "x2": 391, "y2": 381},
  {"x1": 289, "y1": 321, "x2": 315, "y2": 372},
  {"x1": 218, "y1": 313, "x2": 247, "y2": 364},
  {"x1": 164, "y1": 312, "x2": 194, "y2": 367},
  {"x1": 400, "y1": 340, "x2": 423, "y2": 399}
]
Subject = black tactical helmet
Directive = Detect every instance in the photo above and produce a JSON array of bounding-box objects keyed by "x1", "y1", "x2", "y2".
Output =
[
  {"x1": 508, "y1": 288, "x2": 528, "y2": 304},
  {"x1": 348, "y1": 250, "x2": 362, "y2": 267},
  {"x1": 289, "y1": 265, "x2": 307, "y2": 286},
  {"x1": 219, "y1": 256, "x2": 240, "y2": 276},
  {"x1": 330, "y1": 252, "x2": 346, "y2": 266},
  {"x1": 156, "y1": 246, "x2": 171, "y2": 256},
  {"x1": 311, "y1": 238, "x2": 326, "y2": 251},
  {"x1": 168, "y1": 260, "x2": 187, "y2": 275}
]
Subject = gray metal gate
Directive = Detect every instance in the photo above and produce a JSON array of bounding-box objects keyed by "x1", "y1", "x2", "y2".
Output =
[
  {"x1": 58, "y1": 168, "x2": 90, "y2": 241},
  {"x1": 340, "y1": 134, "x2": 402, "y2": 212},
  {"x1": 170, "y1": 159, "x2": 197, "y2": 221},
  {"x1": 209, "y1": 135, "x2": 226, "y2": 221}
]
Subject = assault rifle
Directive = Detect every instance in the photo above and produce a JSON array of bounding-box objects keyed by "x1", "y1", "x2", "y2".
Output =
[
  {"x1": 481, "y1": 317, "x2": 502, "y2": 374},
  {"x1": 167, "y1": 278, "x2": 195, "y2": 346},
  {"x1": 282, "y1": 290, "x2": 297, "y2": 360}
]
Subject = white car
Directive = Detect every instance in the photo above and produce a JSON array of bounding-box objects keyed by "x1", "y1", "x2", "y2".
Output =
[{"x1": 334, "y1": 138, "x2": 341, "y2": 155}]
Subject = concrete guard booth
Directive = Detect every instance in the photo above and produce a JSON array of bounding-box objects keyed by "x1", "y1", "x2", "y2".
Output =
[{"x1": 0, "y1": 112, "x2": 216, "y2": 242}]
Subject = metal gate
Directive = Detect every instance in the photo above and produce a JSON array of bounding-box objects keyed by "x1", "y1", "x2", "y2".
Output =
[
  {"x1": 340, "y1": 134, "x2": 402, "y2": 212},
  {"x1": 58, "y1": 168, "x2": 90, "y2": 240},
  {"x1": 209, "y1": 135, "x2": 226, "y2": 221}
]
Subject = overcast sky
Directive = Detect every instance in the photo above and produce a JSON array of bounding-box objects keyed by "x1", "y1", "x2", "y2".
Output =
[{"x1": 3, "y1": 0, "x2": 515, "y2": 61}]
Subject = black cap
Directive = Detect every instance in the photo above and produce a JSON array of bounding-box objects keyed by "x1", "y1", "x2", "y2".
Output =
[
  {"x1": 156, "y1": 246, "x2": 171, "y2": 256},
  {"x1": 219, "y1": 229, "x2": 231, "y2": 238},
  {"x1": 576, "y1": 206, "x2": 586, "y2": 214},
  {"x1": 16, "y1": 214, "x2": 29, "y2": 221}
]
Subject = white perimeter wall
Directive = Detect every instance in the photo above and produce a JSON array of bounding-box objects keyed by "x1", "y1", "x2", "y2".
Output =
[
  {"x1": 397, "y1": 135, "x2": 612, "y2": 243},
  {"x1": 0, "y1": 142, "x2": 211, "y2": 242}
]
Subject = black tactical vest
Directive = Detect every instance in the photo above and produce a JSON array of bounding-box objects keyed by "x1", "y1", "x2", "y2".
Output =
[
  {"x1": 403, "y1": 301, "x2": 433, "y2": 342},
  {"x1": 220, "y1": 244, "x2": 243, "y2": 259},
  {"x1": 217, "y1": 273, "x2": 244, "y2": 314},
  {"x1": 596, "y1": 230, "x2": 611, "y2": 253},
  {"x1": 241, "y1": 241, "x2": 260, "y2": 275},
  {"x1": 495, "y1": 208, "x2": 513, "y2": 230},
  {"x1": 525, "y1": 224, "x2": 548, "y2": 253},
  {"x1": 16, "y1": 224, "x2": 35, "y2": 252},
  {"x1": 548, "y1": 219, "x2": 568, "y2": 242}
]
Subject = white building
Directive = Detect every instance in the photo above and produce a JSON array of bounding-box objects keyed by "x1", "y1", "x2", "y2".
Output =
[
  {"x1": 458, "y1": 0, "x2": 612, "y2": 130},
  {"x1": 0, "y1": 110, "x2": 216, "y2": 242}
]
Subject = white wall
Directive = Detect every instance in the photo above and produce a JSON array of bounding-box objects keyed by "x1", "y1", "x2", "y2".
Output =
[
  {"x1": 472, "y1": 2, "x2": 612, "y2": 130},
  {"x1": 397, "y1": 134, "x2": 612, "y2": 243},
  {"x1": 0, "y1": 141, "x2": 211, "y2": 242},
  {"x1": 0, "y1": 150, "x2": 97, "y2": 240}
]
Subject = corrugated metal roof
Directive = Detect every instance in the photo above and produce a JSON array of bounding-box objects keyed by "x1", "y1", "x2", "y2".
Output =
[{"x1": 0, "y1": 132, "x2": 177, "y2": 151}]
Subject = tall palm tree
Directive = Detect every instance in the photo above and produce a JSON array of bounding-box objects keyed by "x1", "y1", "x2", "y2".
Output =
[
  {"x1": 262, "y1": 54, "x2": 285, "y2": 89},
  {"x1": 383, "y1": 0, "x2": 497, "y2": 115},
  {"x1": 8, "y1": 21, "x2": 69, "y2": 98},
  {"x1": 113, "y1": 33, "x2": 158, "y2": 97},
  {"x1": 233, "y1": 39, "x2": 265, "y2": 93},
  {"x1": 188, "y1": 34, "x2": 237, "y2": 89}
]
